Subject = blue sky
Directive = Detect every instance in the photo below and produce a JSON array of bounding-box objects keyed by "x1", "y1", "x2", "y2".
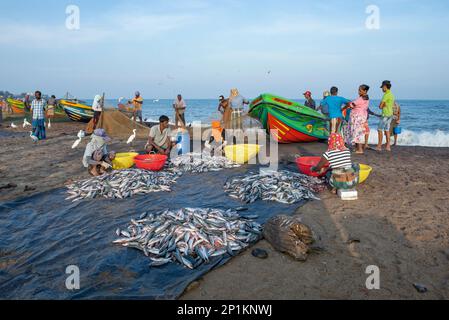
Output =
[{"x1": 1, "y1": 0, "x2": 448, "y2": 99}]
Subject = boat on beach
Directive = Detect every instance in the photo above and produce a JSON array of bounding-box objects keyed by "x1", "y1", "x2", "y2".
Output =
[
  {"x1": 249, "y1": 93, "x2": 329, "y2": 143},
  {"x1": 6, "y1": 98, "x2": 26, "y2": 114},
  {"x1": 59, "y1": 99, "x2": 94, "y2": 123}
]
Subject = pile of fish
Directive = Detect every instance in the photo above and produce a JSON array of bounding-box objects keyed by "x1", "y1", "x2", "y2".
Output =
[
  {"x1": 169, "y1": 153, "x2": 240, "y2": 174},
  {"x1": 66, "y1": 169, "x2": 177, "y2": 201},
  {"x1": 224, "y1": 170, "x2": 325, "y2": 204},
  {"x1": 113, "y1": 208, "x2": 263, "y2": 269}
]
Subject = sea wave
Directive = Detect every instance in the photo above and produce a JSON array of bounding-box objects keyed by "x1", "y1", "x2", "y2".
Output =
[{"x1": 368, "y1": 129, "x2": 449, "y2": 147}]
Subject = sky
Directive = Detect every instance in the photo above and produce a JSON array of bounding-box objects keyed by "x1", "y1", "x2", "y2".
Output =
[{"x1": 0, "y1": 0, "x2": 449, "y2": 99}]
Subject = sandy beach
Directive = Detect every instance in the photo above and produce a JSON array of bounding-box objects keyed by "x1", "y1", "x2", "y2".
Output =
[{"x1": 1, "y1": 122, "x2": 448, "y2": 299}]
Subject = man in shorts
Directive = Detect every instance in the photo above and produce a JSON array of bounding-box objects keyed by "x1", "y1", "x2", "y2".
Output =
[
  {"x1": 377, "y1": 80, "x2": 395, "y2": 152},
  {"x1": 389, "y1": 102, "x2": 402, "y2": 146},
  {"x1": 132, "y1": 91, "x2": 144, "y2": 124}
]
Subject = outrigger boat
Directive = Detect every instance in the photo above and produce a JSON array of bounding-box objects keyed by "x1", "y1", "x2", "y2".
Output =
[
  {"x1": 249, "y1": 93, "x2": 329, "y2": 143},
  {"x1": 59, "y1": 93, "x2": 94, "y2": 123}
]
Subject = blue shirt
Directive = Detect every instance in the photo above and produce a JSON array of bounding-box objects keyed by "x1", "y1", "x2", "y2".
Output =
[
  {"x1": 229, "y1": 95, "x2": 249, "y2": 110},
  {"x1": 321, "y1": 96, "x2": 351, "y2": 119}
]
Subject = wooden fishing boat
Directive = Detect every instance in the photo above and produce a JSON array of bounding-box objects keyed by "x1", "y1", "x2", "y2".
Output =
[
  {"x1": 249, "y1": 93, "x2": 329, "y2": 143},
  {"x1": 7, "y1": 98, "x2": 26, "y2": 114},
  {"x1": 59, "y1": 99, "x2": 94, "y2": 123}
]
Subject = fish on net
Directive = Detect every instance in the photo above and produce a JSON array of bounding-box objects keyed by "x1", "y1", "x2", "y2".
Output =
[
  {"x1": 114, "y1": 208, "x2": 263, "y2": 269},
  {"x1": 66, "y1": 169, "x2": 178, "y2": 201},
  {"x1": 224, "y1": 170, "x2": 325, "y2": 204},
  {"x1": 168, "y1": 153, "x2": 240, "y2": 174}
]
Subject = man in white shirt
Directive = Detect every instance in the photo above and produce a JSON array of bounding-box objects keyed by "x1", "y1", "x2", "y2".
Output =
[
  {"x1": 173, "y1": 94, "x2": 186, "y2": 129},
  {"x1": 92, "y1": 94, "x2": 103, "y2": 130},
  {"x1": 145, "y1": 115, "x2": 174, "y2": 155}
]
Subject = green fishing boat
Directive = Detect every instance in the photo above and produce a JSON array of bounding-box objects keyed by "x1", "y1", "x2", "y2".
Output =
[{"x1": 248, "y1": 93, "x2": 329, "y2": 143}]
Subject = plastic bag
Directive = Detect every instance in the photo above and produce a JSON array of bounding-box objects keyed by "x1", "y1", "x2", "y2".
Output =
[{"x1": 263, "y1": 215, "x2": 315, "y2": 261}]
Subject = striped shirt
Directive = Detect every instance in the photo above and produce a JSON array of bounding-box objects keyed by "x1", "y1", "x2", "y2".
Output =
[
  {"x1": 31, "y1": 99, "x2": 47, "y2": 120},
  {"x1": 323, "y1": 149, "x2": 352, "y2": 169}
]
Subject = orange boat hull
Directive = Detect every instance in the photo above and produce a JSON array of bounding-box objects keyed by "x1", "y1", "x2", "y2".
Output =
[
  {"x1": 11, "y1": 105, "x2": 25, "y2": 114},
  {"x1": 267, "y1": 113, "x2": 319, "y2": 143}
]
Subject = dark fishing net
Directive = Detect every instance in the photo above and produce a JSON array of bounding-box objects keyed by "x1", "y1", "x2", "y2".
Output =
[{"x1": 0, "y1": 164, "x2": 306, "y2": 300}]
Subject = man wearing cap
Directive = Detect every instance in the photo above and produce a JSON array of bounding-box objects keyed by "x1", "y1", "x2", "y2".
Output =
[
  {"x1": 82, "y1": 129, "x2": 116, "y2": 176},
  {"x1": 132, "y1": 91, "x2": 144, "y2": 124},
  {"x1": 377, "y1": 80, "x2": 396, "y2": 152},
  {"x1": 303, "y1": 91, "x2": 316, "y2": 110}
]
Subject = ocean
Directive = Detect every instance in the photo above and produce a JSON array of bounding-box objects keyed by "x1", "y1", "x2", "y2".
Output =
[{"x1": 92, "y1": 98, "x2": 449, "y2": 148}]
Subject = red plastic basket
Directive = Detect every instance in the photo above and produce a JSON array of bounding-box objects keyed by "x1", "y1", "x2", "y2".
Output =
[
  {"x1": 296, "y1": 156, "x2": 329, "y2": 178},
  {"x1": 134, "y1": 154, "x2": 168, "y2": 171}
]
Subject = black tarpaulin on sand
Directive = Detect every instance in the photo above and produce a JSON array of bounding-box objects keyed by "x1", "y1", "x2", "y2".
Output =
[{"x1": 0, "y1": 165, "x2": 305, "y2": 299}]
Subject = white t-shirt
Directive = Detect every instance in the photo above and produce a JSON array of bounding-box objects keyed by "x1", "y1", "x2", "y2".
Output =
[
  {"x1": 173, "y1": 99, "x2": 187, "y2": 115},
  {"x1": 92, "y1": 99, "x2": 102, "y2": 112},
  {"x1": 150, "y1": 125, "x2": 172, "y2": 147}
]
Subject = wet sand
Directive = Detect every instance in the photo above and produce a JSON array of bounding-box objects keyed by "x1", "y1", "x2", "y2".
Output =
[{"x1": 1, "y1": 122, "x2": 448, "y2": 299}]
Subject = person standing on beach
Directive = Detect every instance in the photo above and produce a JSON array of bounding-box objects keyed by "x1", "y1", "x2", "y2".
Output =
[
  {"x1": 132, "y1": 91, "x2": 144, "y2": 124},
  {"x1": 303, "y1": 91, "x2": 316, "y2": 110},
  {"x1": 173, "y1": 94, "x2": 187, "y2": 129},
  {"x1": 229, "y1": 88, "x2": 249, "y2": 130},
  {"x1": 377, "y1": 80, "x2": 395, "y2": 152},
  {"x1": 320, "y1": 87, "x2": 351, "y2": 134},
  {"x1": 30, "y1": 91, "x2": 47, "y2": 140},
  {"x1": 92, "y1": 94, "x2": 103, "y2": 130},
  {"x1": 46, "y1": 95, "x2": 57, "y2": 122},
  {"x1": 390, "y1": 102, "x2": 401, "y2": 146},
  {"x1": 347, "y1": 85, "x2": 370, "y2": 154},
  {"x1": 24, "y1": 94, "x2": 31, "y2": 112},
  {"x1": 218, "y1": 95, "x2": 232, "y2": 129}
]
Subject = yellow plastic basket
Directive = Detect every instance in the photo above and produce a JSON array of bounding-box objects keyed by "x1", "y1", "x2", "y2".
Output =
[
  {"x1": 224, "y1": 144, "x2": 261, "y2": 164},
  {"x1": 359, "y1": 164, "x2": 373, "y2": 184},
  {"x1": 112, "y1": 152, "x2": 139, "y2": 170}
]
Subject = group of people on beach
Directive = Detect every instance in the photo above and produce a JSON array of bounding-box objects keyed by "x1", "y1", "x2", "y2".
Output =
[
  {"x1": 2, "y1": 81, "x2": 401, "y2": 188},
  {"x1": 303, "y1": 80, "x2": 401, "y2": 154},
  {"x1": 307, "y1": 80, "x2": 402, "y2": 192},
  {"x1": 0, "y1": 92, "x2": 58, "y2": 141}
]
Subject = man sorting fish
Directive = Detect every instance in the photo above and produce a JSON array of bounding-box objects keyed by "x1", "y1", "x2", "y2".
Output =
[
  {"x1": 145, "y1": 115, "x2": 176, "y2": 155},
  {"x1": 82, "y1": 129, "x2": 116, "y2": 176}
]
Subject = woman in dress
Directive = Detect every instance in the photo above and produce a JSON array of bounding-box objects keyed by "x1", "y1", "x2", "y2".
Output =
[{"x1": 347, "y1": 84, "x2": 370, "y2": 154}]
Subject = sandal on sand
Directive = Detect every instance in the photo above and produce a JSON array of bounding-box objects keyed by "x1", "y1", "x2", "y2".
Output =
[{"x1": 355, "y1": 151, "x2": 364, "y2": 155}]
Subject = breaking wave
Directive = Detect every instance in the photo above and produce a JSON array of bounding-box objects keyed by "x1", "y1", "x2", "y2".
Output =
[{"x1": 368, "y1": 129, "x2": 449, "y2": 147}]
